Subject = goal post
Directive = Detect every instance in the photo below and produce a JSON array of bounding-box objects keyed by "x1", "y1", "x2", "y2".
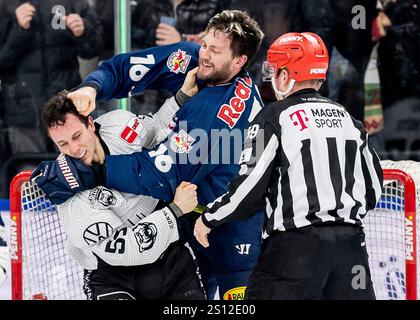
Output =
[
  {"x1": 10, "y1": 171, "x2": 85, "y2": 300},
  {"x1": 9, "y1": 161, "x2": 420, "y2": 300}
]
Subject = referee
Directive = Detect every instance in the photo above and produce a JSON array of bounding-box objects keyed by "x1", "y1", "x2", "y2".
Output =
[{"x1": 194, "y1": 32, "x2": 383, "y2": 300}]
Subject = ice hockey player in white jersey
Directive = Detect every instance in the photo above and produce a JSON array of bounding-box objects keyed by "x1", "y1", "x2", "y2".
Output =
[{"x1": 33, "y1": 70, "x2": 206, "y2": 299}]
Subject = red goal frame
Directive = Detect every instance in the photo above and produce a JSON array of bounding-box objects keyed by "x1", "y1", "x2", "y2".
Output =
[{"x1": 9, "y1": 169, "x2": 418, "y2": 300}]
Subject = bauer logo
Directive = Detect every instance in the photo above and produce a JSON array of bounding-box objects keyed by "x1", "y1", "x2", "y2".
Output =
[
  {"x1": 120, "y1": 116, "x2": 144, "y2": 144},
  {"x1": 223, "y1": 286, "x2": 246, "y2": 300},
  {"x1": 167, "y1": 49, "x2": 191, "y2": 74}
]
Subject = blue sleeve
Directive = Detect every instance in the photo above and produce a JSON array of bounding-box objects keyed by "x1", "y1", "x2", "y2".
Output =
[
  {"x1": 105, "y1": 151, "x2": 179, "y2": 202},
  {"x1": 82, "y1": 42, "x2": 200, "y2": 101}
]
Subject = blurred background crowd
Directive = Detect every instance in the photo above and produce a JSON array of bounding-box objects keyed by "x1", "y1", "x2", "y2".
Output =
[{"x1": 0, "y1": 0, "x2": 419, "y2": 197}]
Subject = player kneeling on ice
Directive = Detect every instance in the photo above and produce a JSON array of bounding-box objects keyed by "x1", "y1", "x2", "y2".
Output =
[
  {"x1": 194, "y1": 32, "x2": 383, "y2": 300},
  {"x1": 31, "y1": 73, "x2": 206, "y2": 300}
]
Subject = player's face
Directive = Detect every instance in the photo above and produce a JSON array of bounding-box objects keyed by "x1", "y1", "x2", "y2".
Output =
[
  {"x1": 49, "y1": 114, "x2": 98, "y2": 166},
  {"x1": 198, "y1": 29, "x2": 243, "y2": 85}
]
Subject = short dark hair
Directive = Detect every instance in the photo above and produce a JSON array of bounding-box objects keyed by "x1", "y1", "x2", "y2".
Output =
[
  {"x1": 205, "y1": 10, "x2": 264, "y2": 68},
  {"x1": 42, "y1": 90, "x2": 89, "y2": 133}
]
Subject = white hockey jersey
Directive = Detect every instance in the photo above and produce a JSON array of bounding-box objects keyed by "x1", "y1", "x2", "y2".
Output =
[{"x1": 58, "y1": 97, "x2": 180, "y2": 269}]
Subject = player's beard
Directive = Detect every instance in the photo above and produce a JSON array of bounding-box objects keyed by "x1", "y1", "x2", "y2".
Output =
[{"x1": 197, "y1": 59, "x2": 233, "y2": 86}]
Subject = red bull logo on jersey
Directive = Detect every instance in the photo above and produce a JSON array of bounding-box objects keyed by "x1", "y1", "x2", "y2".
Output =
[
  {"x1": 223, "y1": 286, "x2": 246, "y2": 300},
  {"x1": 120, "y1": 116, "x2": 144, "y2": 144},
  {"x1": 170, "y1": 130, "x2": 195, "y2": 153},
  {"x1": 167, "y1": 49, "x2": 191, "y2": 74}
]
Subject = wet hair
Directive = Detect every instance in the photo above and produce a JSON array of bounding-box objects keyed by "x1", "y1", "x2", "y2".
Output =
[
  {"x1": 42, "y1": 90, "x2": 89, "y2": 133},
  {"x1": 205, "y1": 10, "x2": 264, "y2": 68}
]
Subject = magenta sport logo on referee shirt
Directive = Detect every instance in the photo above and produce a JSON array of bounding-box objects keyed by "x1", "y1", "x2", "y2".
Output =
[
  {"x1": 289, "y1": 109, "x2": 309, "y2": 131},
  {"x1": 120, "y1": 116, "x2": 144, "y2": 144}
]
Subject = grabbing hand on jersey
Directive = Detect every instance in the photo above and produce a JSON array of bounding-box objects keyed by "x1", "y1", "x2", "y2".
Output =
[
  {"x1": 194, "y1": 216, "x2": 211, "y2": 248},
  {"x1": 67, "y1": 86, "x2": 97, "y2": 116},
  {"x1": 173, "y1": 181, "x2": 198, "y2": 213},
  {"x1": 180, "y1": 67, "x2": 199, "y2": 97}
]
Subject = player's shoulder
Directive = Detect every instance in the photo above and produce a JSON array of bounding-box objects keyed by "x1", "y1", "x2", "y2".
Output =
[
  {"x1": 253, "y1": 99, "x2": 287, "y2": 125},
  {"x1": 95, "y1": 109, "x2": 137, "y2": 126}
]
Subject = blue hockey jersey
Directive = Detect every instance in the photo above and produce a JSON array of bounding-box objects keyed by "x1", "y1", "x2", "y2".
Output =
[{"x1": 82, "y1": 42, "x2": 265, "y2": 273}]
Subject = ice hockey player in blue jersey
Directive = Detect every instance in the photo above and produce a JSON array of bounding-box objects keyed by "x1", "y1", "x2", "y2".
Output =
[{"x1": 34, "y1": 10, "x2": 265, "y2": 300}]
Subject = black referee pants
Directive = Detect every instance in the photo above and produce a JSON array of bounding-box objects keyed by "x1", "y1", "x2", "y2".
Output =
[{"x1": 245, "y1": 224, "x2": 376, "y2": 300}]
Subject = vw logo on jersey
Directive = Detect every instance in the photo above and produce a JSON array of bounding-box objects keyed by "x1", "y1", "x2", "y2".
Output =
[
  {"x1": 83, "y1": 222, "x2": 114, "y2": 245},
  {"x1": 167, "y1": 49, "x2": 191, "y2": 74},
  {"x1": 133, "y1": 222, "x2": 157, "y2": 252}
]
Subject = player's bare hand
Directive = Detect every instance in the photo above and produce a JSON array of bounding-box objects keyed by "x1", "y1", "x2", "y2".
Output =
[
  {"x1": 15, "y1": 3, "x2": 36, "y2": 30},
  {"x1": 194, "y1": 216, "x2": 211, "y2": 248},
  {"x1": 65, "y1": 14, "x2": 85, "y2": 38},
  {"x1": 180, "y1": 67, "x2": 199, "y2": 97},
  {"x1": 67, "y1": 86, "x2": 97, "y2": 116},
  {"x1": 173, "y1": 181, "x2": 198, "y2": 214},
  {"x1": 155, "y1": 23, "x2": 181, "y2": 46}
]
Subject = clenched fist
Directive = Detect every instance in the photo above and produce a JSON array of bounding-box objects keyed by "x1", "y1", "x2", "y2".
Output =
[
  {"x1": 65, "y1": 14, "x2": 85, "y2": 37},
  {"x1": 173, "y1": 181, "x2": 198, "y2": 214},
  {"x1": 67, "y1": 86, "x2": 97, "y2": 116}
]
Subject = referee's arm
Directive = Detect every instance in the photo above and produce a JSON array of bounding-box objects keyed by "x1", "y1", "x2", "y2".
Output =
[{"x1": 202, "y1": 120, "x2": 280, "y2": 229}]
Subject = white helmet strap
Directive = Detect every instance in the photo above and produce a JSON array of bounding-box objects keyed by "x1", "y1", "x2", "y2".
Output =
[{"x1": 270, "y1": 78, "x2": 296, "y2": 101}]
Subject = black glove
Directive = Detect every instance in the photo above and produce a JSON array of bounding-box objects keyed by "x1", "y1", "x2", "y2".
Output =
[{"x1": 31, "y1": 154, "x2": 97, "y2": 205}]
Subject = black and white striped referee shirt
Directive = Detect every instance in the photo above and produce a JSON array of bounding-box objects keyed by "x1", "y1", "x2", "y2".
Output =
[{"x1": 202, "y1": 88, "x2": 383, "y2": 239}]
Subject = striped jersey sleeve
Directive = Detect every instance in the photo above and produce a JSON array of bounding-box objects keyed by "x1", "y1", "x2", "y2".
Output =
[
  {"x1": 202, "y1": 112, "x2": 280, "y2": 229},
  {"x1": 202, "y1": 90, "x2": 383, "y2": 237}
]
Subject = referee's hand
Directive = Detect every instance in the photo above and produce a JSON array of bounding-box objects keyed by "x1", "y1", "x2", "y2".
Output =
[{"x1": 194, "y1": 216, "x2": 211, "y2": 248}]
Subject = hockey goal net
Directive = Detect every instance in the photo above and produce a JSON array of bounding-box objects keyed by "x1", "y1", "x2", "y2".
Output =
[
  {"x1": 9, "y1": 161, "x2": 420, "y2": 300},
  {"x1": 10, "y1": 171, "x2": 84, "y2": 300}
]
